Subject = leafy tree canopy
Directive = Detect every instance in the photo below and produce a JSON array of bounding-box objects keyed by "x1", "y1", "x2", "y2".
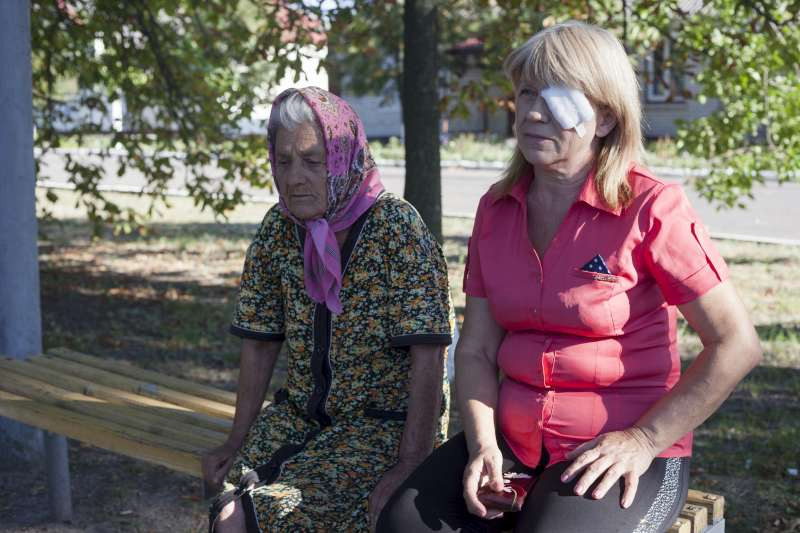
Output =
[{"x1": 32, "y1": 0, "x2": 800, "y2": 234}]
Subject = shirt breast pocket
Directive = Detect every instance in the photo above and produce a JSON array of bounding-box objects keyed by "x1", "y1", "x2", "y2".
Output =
[{"x1": 553, "y1": 269, "x2": 620, "y2": 336}]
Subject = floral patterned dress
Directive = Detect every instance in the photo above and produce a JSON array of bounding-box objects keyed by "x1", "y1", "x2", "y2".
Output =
[{"x1": 223, "y1": 193, "x2": 453, "y2": 532}]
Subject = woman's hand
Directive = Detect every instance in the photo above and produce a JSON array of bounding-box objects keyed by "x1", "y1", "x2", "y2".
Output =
[
  {"x1": 561, "y1": 427, "x2": 657, "y2": 509},
  {"x1": 202, "y1": 440, "x2": 240, "y2": 492},
  {"x1": 462, "y1": 445, "x2": 506, "y2": 520},
  {"x1": 368, "y1": 460, "x2": 419, "y2": 532}
]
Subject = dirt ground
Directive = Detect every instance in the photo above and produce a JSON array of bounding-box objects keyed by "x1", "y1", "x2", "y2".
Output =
[{"x1": 0, "y1": 440, "x2": 208, "y2": 531}]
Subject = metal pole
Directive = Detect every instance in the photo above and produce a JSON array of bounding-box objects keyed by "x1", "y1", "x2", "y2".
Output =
[
  {"x1": 44, "y1": 431, "x2": 73, "y2": 520},
  {"x1": 0, "y1": 0, "x2": 73, "y2": 521}
]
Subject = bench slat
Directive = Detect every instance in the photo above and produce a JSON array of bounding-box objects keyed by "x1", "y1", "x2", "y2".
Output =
[
  {"x1": 28, "y1": 355, "x2": 235, "y2": 419},
  {"x1": 669, "y1": 517, "x2": 692, "y2": 533},
  {"x1": 0, "y1": 369, "x2": 227, "y2": 450},
  {"x1": 687, "y1": 489, "x2": 725, "y2": 524},
  {"x1": 0, "y1": 390, "x2": 202, "y2": 477},
  {"x1": 680, "y1": 503, "x2": 709, "y2": 533},
  {"x1": 0, "y1": 358, "x2": 231, "y2": 433},
  {"x1": 49, "y1": 347, "x2": 237, "y2": 407}
]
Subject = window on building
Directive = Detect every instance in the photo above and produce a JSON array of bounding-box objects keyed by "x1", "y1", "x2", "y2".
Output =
[{"x1": 645, "y1": 39, "x2": 684, "y2": 103}]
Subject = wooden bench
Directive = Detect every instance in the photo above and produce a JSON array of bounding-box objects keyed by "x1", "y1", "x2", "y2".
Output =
[
  {"x1": 0, "y1": 348, "x2": 725, "y2": 531},
  {"x1": 0, "y1": 347, "x2": 237, "y2": 481}
]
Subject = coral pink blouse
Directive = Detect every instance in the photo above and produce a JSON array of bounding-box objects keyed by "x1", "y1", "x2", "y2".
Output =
[{"x1": 463, "y1": 165, "x2": 728, "y2": 468}]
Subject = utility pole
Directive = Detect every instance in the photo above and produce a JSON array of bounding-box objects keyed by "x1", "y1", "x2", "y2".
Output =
[{"x1": 0, "y1": 0, "x2": 73, "y2": 521}]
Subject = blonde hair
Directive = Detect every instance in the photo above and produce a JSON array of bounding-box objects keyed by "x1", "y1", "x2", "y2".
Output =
[{"x1": 498, "y1": 21, "x2": 643, "y2": 210}]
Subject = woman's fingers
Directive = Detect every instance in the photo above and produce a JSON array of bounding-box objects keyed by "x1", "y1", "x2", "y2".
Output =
[
  {"x1": 485, "y1": 453, "x2": 504, "y2": 491},
  {"x1": 463, "y1": 450, "x2": 503, "y2": 517},
  {"x1": 573, "y1": 455, "x2": 613, "y2": 496},
  {"x1": 462, "y1": 460, "x2": 487, "y2": 516},
  {"x1": 621, "y1": 471, "x2": 640, "y2": 509},
  {"x1": 561, "y1": 444, "x2": 600, "y2": 482},
  {"x1": 589, "y1": 464, "x2": 625, "y2": 500}
]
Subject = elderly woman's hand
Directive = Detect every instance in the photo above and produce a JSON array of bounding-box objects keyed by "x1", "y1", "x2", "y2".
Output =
[
  {"x1": 561, "y1": 427, "x2": 657, "y2": 508},
  {"x1": 369, "y1": 459, "x2": 420, "y2": 532},
  {"x1": 462, "y1": 445, "x2": 506, "y2": 520}
]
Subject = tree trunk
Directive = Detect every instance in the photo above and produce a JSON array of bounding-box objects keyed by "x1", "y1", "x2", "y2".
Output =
[
  {"x1": 402, "y1": 0, "x2": 442, "y2": 242},
  {"x1": 0, "y1": 0, "x2": 72, "y2": 520}
]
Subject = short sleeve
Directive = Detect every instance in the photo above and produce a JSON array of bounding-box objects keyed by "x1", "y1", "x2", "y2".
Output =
[
  {"x1": 463, "y1": 195, "x2": 487, "y2": 297},
  {"x1": 385, "y1": 201, "x2": 453, "y2": 347},
  {"x1": 230, "y1": 209, "x2": 286, "y2": 341},
  {"x1": 642, "y1": 184, "x2": 729, "y2": 305}
]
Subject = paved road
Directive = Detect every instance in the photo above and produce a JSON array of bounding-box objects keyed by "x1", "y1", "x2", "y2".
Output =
[
  {"x1": 37, "y1": 150, "x2": 799, "y2": 244},
  {"x1": 380, "y1": 167, "x2": 800, "y2": 244}
]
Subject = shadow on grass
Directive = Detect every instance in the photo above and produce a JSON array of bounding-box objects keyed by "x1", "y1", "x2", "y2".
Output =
[
  {"x1": 41, "y1": 217, "x2": 262, "y2": 242},
  {"x1": 678, "y1": 317, "x2": 800, "y2": 345},
  {"x1": 691, "y1": 365, "x2": 800, "y2": 530},
  {"x1": 755, "y1": 322, "x2": 800, "y2": 343},
  {"x1": 724, "y1": 255, "x2": 796, "y2": 266},
  {"x1": 40, "y1": 263, "x2": 241, "y2": 366}
]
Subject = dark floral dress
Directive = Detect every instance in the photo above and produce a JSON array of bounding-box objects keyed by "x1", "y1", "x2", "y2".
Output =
[{"x1": 224, "y1": 193, "x2": 453, "y2": 532}]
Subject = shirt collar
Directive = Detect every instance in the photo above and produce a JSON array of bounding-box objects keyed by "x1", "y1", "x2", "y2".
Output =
[
  {"x1": 577, "y1": 167, "x2": 622, "y2": 216},
  {"x1": 488, "y1": 168, "x2": 533, "y2": 207},
  {"x1": 489, "y1": 166, "x2": 621, "y2": 216}
]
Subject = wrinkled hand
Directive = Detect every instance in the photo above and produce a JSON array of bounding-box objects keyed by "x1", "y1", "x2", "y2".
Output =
[
  {"x1": 368, "y1": 460, "x2": 419, "y2": 532},
  {"x1": 202, "y1": 440, "x2": 240, "y2": 492},
  {"x1": 462, "y1": 445, "x2": 505, "y2": 520},
  {"x1": 562, "y1": 427, "x2": 657, "y2": 508}
]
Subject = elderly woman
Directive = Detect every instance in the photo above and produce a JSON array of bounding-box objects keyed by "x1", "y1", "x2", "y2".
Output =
[
  {"x1": 203, "y1": 87, "x2": 453, "y2": 532},
  {"x1": 378, "y1": 21, "x2": 761, "y2": 533}
]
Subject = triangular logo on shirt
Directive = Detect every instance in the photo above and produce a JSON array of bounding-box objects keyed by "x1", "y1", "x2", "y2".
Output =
[{"x1": 580, "y1": 254, "x2": 611, "y2": 274}]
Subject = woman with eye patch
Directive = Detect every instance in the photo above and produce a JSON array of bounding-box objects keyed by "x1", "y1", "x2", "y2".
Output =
[
  {"x1": 378, "y1": 21, "x2": 761, "y2": 533},
  {"x1": 204, "y1": 87, "x2": 454, "y2": 532}
]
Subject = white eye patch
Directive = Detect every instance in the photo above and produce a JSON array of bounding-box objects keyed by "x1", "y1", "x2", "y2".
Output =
[{"x1": 540, "y1": 86, "x2": 595, "y2": 138}]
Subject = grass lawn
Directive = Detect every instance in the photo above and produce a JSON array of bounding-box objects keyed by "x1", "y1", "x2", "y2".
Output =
[{"x1": 2, "y1": 188, "x2": 798, "y2": 532}]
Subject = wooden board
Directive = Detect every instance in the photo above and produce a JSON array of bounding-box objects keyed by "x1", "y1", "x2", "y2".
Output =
[
  {"x1": 688, "y1": 489, "x2": 725, "y2": 523},
  {"x1": 0, "y1": 357, "x2": 231, "y2": 433},
  {"x1": 49, "y1": 347, "x2": 238, "y2": 407},
  {"x1": 0, "y1": 368, "x2": 227, "y2": 450},
  {"x1": 26, "y1": 355, "x2": 236, "y2": 419},
  {"x1": 679, "y1": 503, "x2": 709, "y2": 533},
  {"x1": 0, "y1": 390, "x2": 202, "y2": 477},
  {"x1": 668, "y1": 517, "x2": 692, "y2": 533}
]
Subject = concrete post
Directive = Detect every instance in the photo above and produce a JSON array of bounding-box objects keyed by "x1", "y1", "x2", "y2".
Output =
[{"x1": 0, "y1": 0, "x2": 73, "y2": 521}]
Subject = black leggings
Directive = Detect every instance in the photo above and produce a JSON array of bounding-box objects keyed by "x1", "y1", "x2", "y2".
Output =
[{"x1": 377, "y1": 432, "x2": 689, "y2": 533}]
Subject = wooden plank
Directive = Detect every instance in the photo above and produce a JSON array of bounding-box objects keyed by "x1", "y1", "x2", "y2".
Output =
[
  {"x1": 679, "y1": 503, "x2": 709, "y2": 533},
  {"x1": 668, "y1": 517, "x2": 692, "y2": 533},
  {"x1": 0, "y1": 369, "x2": 227, "y2": 450},
  {"x1": 687, "y1": 489, "x2": 725, "y2": 523},
  {"x1": 0, "y1": 390, "x2": 202, "y2": 477},
  {"x1": 26, "y1": 355, "x2": 235, "y2": 419},
  {"x1": 0, "y1": 358, "x2": 231, "y2": 433},
  {"x1": 49, "y1": 347, "x2": 237, "y2": 407},
  {"x1": 668, "y1": 518, "x2": 691, "y2": 533}
]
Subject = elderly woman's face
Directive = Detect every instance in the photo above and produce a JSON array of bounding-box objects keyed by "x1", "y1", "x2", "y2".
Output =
[
  {"x1": 514, "y1": 84, "x2": 611, "y2": 171},
  {"x1": 275, "y1": 122, "x2": 328, "y2": 221}
]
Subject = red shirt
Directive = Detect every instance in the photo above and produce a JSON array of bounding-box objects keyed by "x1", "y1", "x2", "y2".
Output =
[{"x1": 463, "y1": 165, "x2": 728, "y2": 468}]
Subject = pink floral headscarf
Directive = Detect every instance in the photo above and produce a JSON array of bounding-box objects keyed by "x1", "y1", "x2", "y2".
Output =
[{"x1": 268, "y1": 86, "x2": 385, "y2": 314}]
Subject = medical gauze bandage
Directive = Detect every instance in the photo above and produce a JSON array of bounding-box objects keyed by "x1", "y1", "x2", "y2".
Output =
[{"x1": 541, "y1": 86, "x2": 595, "y2": 138}]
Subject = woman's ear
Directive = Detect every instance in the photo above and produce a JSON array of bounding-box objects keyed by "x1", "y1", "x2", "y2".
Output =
[{"x1": 595, "y1": 107, "x2": 617, "y2": 138}]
